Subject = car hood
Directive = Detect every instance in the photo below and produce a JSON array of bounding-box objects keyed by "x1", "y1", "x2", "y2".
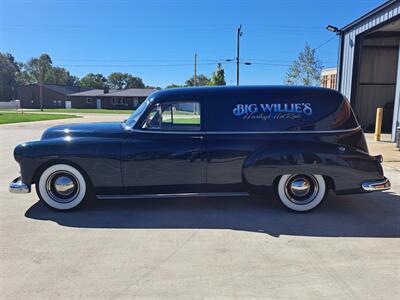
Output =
[{"x1": 41, "y1": 122, "x2": 127, "y2": 140}]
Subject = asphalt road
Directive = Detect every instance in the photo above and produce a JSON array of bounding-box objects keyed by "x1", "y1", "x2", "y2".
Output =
[{"x1": 1, "y1": 115, "x2": 399, "y2": 299}]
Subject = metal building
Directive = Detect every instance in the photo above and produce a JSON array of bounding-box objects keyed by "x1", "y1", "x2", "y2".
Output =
[{"x1": 337, "y1": 0, "x2": 400, "y2": 141}]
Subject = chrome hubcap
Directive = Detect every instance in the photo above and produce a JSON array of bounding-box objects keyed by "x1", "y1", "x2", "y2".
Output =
[
  {"x1": 290, "y1": 179, "x2": 310, "y2": 197},
  {"x1": 46, "y1": 171, "x2": 80, "y2": 203},
  {"x1": 54, "y1": 176, "x2": 75, "y2": 196},
  {"x1": 284, "y1": 175, "x2": 319, "y2": 205}
]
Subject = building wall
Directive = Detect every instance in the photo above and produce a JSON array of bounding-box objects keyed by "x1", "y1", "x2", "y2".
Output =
[
  {"x1": 339, "y1": 1, "x2": 400, "y2": 140},
  {"x1": 339, "y1": 1, "x2": 400, "y2": 100},
  {"x1": 17, "y1": 85, "x2": 152, "y2": 110},
  {"x1": 353, "y1": 35, "x2": 399, "y2": 132},
  {"x1": 321, "y1": 68, "x2": 337, "y2": 89},
  {"x1": 68, "y1": 96, "x2": 98, "y2": 109},
  {"x1": 17, "y1": 85, "x2": 69, "y2": 108},
  {"x1": 101, "y1": 96, "x2": 147, "y2": 109},
  {"x1": 68, "y1": 96, "x2": 147, "y2": 109}
]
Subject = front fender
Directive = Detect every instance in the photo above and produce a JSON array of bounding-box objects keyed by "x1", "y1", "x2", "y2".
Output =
[
  {"x1": 243, "y1": 141, "x2": 384, "y2": 194},
  {"x1": 14, "y1": 137, "x2": 122, "y2": 188}
]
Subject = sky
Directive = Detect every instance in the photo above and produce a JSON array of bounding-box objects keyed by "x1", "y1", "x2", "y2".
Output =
[{"x1": 0, "y1": 0, "x2": 385, "y2": 88}]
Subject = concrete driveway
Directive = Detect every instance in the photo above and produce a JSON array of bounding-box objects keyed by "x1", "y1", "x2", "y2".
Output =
[{"x1": 1, "y1": 116, "x2": 399, "y2": 299}]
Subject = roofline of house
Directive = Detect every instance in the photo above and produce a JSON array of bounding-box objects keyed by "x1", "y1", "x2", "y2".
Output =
[
  {"x1": 68, "y1": 94, "x2": 153, "y2": 98},
  {"x1": 341, "y1": 0, "x2": 398, "y2": 32},
  {"x1": 68, "y1": 88, "x2": 157, "y2": 97},
  {"x1": 18, "y1": 83, "x2": 82, "y2": 88},
  {"x1": 17, "y1": 83, "x2": 71, "y2": 96}
]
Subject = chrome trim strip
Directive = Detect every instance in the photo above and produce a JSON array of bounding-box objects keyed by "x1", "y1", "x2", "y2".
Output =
[
  {"x1": 206, "y1": 126, "x2": 361, "y2": 135},
  {"x1": 97, "y1": 192, "x2": 249, "y2": 200},
  {"x1": 361, "y1": 177, "x2": 391, "y2": 192},
  {"x1": 130, "y1": 129, "x2": 205, "y2": 135},
  {"x1": 129, "y1": 126, "x2": 361, "y2": 135},
  {"x1": 9, "y1": 177, "x2": 30, "y2": 194}
]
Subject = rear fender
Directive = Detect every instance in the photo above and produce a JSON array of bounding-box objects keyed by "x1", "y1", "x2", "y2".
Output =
[{"x1": 243, "y1": 141, "x2": 383, "y2": 194}]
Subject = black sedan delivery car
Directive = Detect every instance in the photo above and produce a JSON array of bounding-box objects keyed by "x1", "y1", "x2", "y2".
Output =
[{"x1": 10, "y1": 86, "x2": 390, "y2": 211}]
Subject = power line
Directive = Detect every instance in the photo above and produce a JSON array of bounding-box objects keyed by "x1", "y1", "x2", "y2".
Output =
[
  {"x1": 315, "y1": 35, "x2": 337, "y2": 50},
  {"x1": 246, "y1": 62, "x2": 291, "y2": 67},
  {"x1": 49, "y1": 58, "x2": 334, "y2": 66},
  {"x1": 51, "y1": 58, "x2": 224, "y2": 63},
  {"x1": 57, "y1": 62, "x2": 234, "y2": 68},
  {"x1": 3, "y1": 24, "x2": 329, "y2": 35}
]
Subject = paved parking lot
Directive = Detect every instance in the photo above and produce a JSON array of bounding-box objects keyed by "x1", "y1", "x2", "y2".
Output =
[{"x1": 1, "y1": 115, "x2": 399, "y2": 299}]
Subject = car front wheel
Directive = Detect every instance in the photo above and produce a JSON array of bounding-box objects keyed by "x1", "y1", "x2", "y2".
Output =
[
  {"x1": 36, "y1": 164, "x2": 88, "y2": 210},
  {"x1": 277, "y1": 174, "x2": 326, "y2": 212}
]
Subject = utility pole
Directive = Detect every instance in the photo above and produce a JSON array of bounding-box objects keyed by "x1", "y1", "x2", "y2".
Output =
[
  {"x1": 236, "y1": 25, "x2": 243, "y2": 86},
  {"x1": 39, "y1": 82, "x2": 43, "y2": 111},
  {"x1": 194, "y1": 52, "x2": 197, "y2": 86}
]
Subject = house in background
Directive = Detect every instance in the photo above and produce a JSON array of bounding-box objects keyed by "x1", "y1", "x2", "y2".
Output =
[
  {"x1": 65, "y1": 87, "x2": 118, "y2": 109},
  {"x1": 321, "y1": 68, "x2": 337, "y2": 90},
  {"x1": 336, "y1": 0, "x2": 400, "y2": 141},
  {"x1": 17, "y1": 84, "x2": 156, "y2": 110},
  {"x1": 68, "y1": 87, "x2": 156, "y2": 109},
  {"x1": 17, "y1": 84, "x2": 89, "y2": 109}
]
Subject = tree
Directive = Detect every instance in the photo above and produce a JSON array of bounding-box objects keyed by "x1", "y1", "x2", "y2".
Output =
[
  {"x1": 126, "y1": 76, "x2": 145, "y2": 89},
  {"x1": 185, "y1": 74, "x2": 210, "y2": 87},
  {"x1": 20, "y1": 54, "x2": 78, "y2": 87},
  {"x1": 210, "y1": 63, "x2": 226, "y2": 86},
  {"x1": 108, "y1": 72, "x2": 145, "y2": 89},
  {"x1": 145, "y1": 85, "x2": 162, "y2": 90},
  {"x1": 166, "y1": 84, "x2": 184, "y2": 89},
  {"x1": 78, "y1": 73, "x2": 108, "y2": 89},
  {"x1": 0, "y1": 53, "x2": 20, "y2": 101},
  {"x1": 108, "y1": 72, "x2": 129, "y2": 89},
  {"x1": 16, "y1": 69, "x2": 34, "y2": 86},
  {"x1": 46, "y1": 67, "x2": 78, "y2": 86},
  {"x1": 25, "y1": 54, "x2": 53, "y2": 84},
  {"x1": 284, "y1": 43, "x2": 323, "y2": 86},
  {"x1": 25, "y1": 54, "x2": 53, "y2": 110}
]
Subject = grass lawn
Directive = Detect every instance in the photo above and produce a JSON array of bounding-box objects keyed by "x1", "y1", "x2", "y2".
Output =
[
  {"x1": 0, "y1": 112, "x2": 79, "y2": 124},
  {"x1": 170, "y1": 116, "x2": 201, "y2": 124},
  {"x1": 31, "y1": 108, "x2": 133, "y2": 114},
  {"x1": 161, "y1": 112, "x2": 200, "y2": 125}
]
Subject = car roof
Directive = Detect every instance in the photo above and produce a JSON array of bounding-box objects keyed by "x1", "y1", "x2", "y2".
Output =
[{"x1": 150, "y1": 85, "x2": 344, "y2": 102}]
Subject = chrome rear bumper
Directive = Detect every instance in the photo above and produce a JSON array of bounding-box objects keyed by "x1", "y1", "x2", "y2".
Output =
[
  {"x1": 361, "y1": 177, "x2": 391, "y2": 192},
  {"x1": 9, "y1": 177, "x2": 30, "y2": 194}
]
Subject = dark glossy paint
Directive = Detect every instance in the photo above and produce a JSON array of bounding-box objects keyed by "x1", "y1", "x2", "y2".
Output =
[
  {"x1": 14, "y1": 86, "x2": 385, "y2": 197},
  {"x1": 121, "y1": 130, "x2": 207, "y2": 194}
]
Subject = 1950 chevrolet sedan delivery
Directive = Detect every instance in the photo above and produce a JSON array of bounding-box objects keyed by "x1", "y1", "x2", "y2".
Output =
[{"x1": 10, "y1": 86, "x2": 391, "y2": 211}]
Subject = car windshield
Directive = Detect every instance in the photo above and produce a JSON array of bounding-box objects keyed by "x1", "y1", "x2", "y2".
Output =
[{"x1": 124, "y1": 98, "x2": 152, "y2": 128}]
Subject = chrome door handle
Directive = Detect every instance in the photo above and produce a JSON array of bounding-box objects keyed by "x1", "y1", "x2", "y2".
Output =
[{"x1": 191, "y1": 136, "x2": 204, "y2": 140}]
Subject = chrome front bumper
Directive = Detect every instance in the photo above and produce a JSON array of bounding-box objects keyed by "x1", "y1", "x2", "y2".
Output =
[
  {"x1": 361, "y1": 177, "x2": 391, "y2": 192},
  {"x1": 9, "y1": 177, "x2": 30, "y2": 194}
]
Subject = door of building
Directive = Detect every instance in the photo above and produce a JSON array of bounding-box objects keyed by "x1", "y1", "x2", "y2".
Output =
[
  {"x1": 96, "y1": 98, "x2": 101, "y2": 109},
  {"x1": 65, "y1": 101, "x2": 72, "y2": 109},
  {"x1": 354, "y1": 38, "x2": 398, "y2": 132}
]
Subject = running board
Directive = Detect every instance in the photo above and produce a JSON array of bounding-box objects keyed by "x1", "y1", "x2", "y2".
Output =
[{"x1": 96, "y1": 192, "x2": 250, "y2": 200}]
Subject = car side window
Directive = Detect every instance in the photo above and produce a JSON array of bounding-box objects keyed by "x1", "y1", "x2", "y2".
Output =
[
  {"x1": 142, "y1": 101, "x2": 201, "y2": 131},
  {"x1": 142, "y1": 104, "x2": 161, "y2": 130}
]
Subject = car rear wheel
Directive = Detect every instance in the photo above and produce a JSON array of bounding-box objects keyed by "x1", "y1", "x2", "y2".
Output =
[
  {"x1": 277, "y1": 174, "x2": 326, "y2": 212},
  {"x1": 36, "y1": 164, "x2": 88, "y2": 210}
]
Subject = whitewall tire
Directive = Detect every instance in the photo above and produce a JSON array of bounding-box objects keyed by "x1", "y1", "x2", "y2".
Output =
[
  {"x1": 277, "y1": 174, "x2": 326, "y2": 212},
  {"x1": 36, "y1": 164, "x2": 87, "y2": 210}
]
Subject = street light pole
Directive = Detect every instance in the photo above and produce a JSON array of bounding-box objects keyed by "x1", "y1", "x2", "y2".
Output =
[
  {"x1": 236, "y1": 24, "x2": 242, "y2": 86},
  {"x1": 326, "y1": 25, "x2": 343, "y2": 90}
]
